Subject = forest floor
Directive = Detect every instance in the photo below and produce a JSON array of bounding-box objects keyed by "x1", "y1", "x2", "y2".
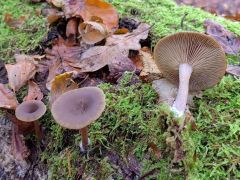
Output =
[{"x1": 0, "y1": 0, "x2": 239, "y2": 179}]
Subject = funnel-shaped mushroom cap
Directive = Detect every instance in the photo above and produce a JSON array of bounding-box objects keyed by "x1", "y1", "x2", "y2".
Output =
[
  {"x1": 51, "y1": 87, "x2": 105, "y2": 130},
  {"x1": 154, "y1": 32, "x2": 226, "y2": 91},
  {"x1": 15, "y1": 100, "x2": 46, "y2": 122}
]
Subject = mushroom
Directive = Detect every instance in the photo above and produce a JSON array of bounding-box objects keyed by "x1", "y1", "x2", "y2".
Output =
[
  {"x1": 51, "y1": 87, "x2": 105, "y2": 152},
  {"x1": 154, "y1": 32, "x2": 226, "y2": 117},
  {"x1": 15, "y1": 100, "x2": 46, "y2": 139}
]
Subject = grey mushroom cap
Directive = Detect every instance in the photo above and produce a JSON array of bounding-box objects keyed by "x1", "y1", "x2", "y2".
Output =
[
  {"x1": 154, "y1": 32, "x2": 226, "y2": 91},
  {"x1": 51, "y1": 87, "x2": 106, "y2": 130},
  {"x1": 15, "y1": 100, "x2": 46, "y2": 122}
]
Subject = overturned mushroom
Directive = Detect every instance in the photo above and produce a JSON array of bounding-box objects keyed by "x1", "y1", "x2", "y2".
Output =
[
  {"x1": 15, "y1": 100, "x2": 46, "y2": 139},
  {"x1": 51, "y1": 87, "x2": 105, "y2": 152},
  {"x1": 154, "y1": 32, "x2": 226, "y2": 117}
]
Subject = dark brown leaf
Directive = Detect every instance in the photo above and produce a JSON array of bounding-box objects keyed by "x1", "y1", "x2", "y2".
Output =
[{"x1": 204, "y1": 19, "x2": 240, "y2": 55}]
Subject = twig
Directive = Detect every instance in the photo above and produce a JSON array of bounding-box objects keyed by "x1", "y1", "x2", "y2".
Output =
[{"x1": 180, "y1": 13, "x2": 188, "y2": 30}]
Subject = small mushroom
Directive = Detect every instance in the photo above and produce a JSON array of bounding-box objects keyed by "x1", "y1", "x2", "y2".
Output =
[
  {"x1": 51, "y1": 87, "x2": 105, "y2": 152},
  {"x1": 154, "y1": 32, "x2": 226, "y2": 117},
  {"x1": 15, "y1": 100, "x2": 46, "y2": 139}
]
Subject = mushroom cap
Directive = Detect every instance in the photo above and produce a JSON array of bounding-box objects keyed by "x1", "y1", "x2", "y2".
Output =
[
  {"x1": 51, "y1": 87, "x2": 105, "y2": 130},
  {"x1": 15, "y1": 100, "x2": 46, "y2": 122},
  {"x1": 154, "y1": 32, "x2": 226, "y2": 91}
]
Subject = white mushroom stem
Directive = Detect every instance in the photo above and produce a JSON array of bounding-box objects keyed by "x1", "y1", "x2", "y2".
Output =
[{"x1": 172, "y1": 63, "x2": 193, "y2": 117}]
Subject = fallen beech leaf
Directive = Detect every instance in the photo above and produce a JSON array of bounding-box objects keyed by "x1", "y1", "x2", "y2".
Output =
[
  {"x1": 204, "y1": 19, "x2": 240, "y2": 55},
  {"x1": 14, "y1": 53, "x2": 45, "y2": 64},
  {"x1": 66, "y1": 18, "x2": 79, "y2": 39},
  {"x1": 149, "y1": 142, "x2": 162, "y2": 159},
  {"x1": 0, "y1": 84, "x2": 19, "y2": 109},
  {"x1": 49, "y1": 72, "x2": 78, "y2": 106},
  {"x1": 4, "y1": 13, "x2": 26, "y2": 29},
  {"x1": 0, "y1": 60, "x2": 8, "y2": 84},
  {"x1": 6, "y1": 60, "x2": 36, "y2": 92},
  {"x1": 139, "y1": 49, "x2": 163, "y2": 81},
  {"x1": 41, "y1": 8, "x2": 64, "y2": 24},
  {"x1": 79, "y1": 21, "x2": 108, "y2": 44},
  {"x1": 226, "y1": 65, "x2": 240, "y2": 77},
  {"x1": 23, "y1": 81, "x2": 43, "y2": 101},
  {"x1": 70, "y1": 23, "x2": 150, "y2": 72},
  {"x1": 47, "y1": 0, "x2": 64, "y2": 8},
  {"x1": 114, "y1": 28, "x2": 129, "y2": 34},
  {"x1": 108, "y1": 56, "x2": 136, "y2": 79},
  {"x1": 64, "y1": 0, "x2": 119, "y2": 31},
  {"x1": 152, "y1": 79, "x2": 195, "y2": 107},
  {"x1": 11, "y1": 124, "x2": 30, "y2": 160}
]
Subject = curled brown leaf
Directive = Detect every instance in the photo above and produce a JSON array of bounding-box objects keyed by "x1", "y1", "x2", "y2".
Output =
[
  {"x1": 23, "y1": 81, "x2": 43, "y2": 101},
  {"x1": 5, "y1": 60, "x2": 36, "y2": 92},
  {"x1": 0, "y1": 84, "x2": 19, "y2": 110},
  {"x1": 4, "y1": 13, "x2": 26, "y2": 29}
]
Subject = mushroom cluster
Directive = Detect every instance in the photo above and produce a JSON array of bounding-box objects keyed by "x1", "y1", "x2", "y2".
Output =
[
  {"x1": 154, "y1": 32, "x2": 226, "y2": 117},
  {"x1": 51, "y1": 87, "x2": 105, "y2": 152}
]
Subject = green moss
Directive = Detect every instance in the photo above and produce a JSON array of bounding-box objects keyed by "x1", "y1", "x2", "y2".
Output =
[{"x1": 0, "y1": 0, "x2": 47, "y2": 62}]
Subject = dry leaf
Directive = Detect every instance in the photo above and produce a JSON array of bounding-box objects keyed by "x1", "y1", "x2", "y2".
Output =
[
  {"x1": 4, "y1": 13, "x2": 26, "y2": 29},
  {"x1": 152, "y1": 79, "x2": 195, "y2": 107},
  {"x1": 70, "y1": 23, "x2": 150, "y2": 72},
  {"x1": 14, "y1": 53, "x2": 45, "y2": 64},
  {"x1": 204, "y1": 19, "x2": 240, "y2": 55},
  {"x1": 6, "y1": 60, "x2": 36, "y2": 92},
  {"x1": 226, "y1": 65, "x2": 240, "y2": 77},
  {"x1": 64, "y1": 0, "x2": 119, "y2": 31},
  {"x1": 48, "y1": 0, "x2": 64, "y2": 8},
  {"x1": 139, "y1": 48, "x2": 163, "y2": 81},
  {"x1": 0, "y1": 60, "x2": 8, "y2": 84},
  {"x1": 11, "y1": 124, "x2": 30, "y2": 160},
  {"x1": 23, "y1": 81, "x2": 43, "y2": 101},
  {"x1": 114, "y1": 28, "x2": 129, "y2": 34},
  {"x1": 149, "y1": 142, "x2": 162, "y2": 159},
  {"x1": 66, "y1": 18, "x2": 79, "y2": 39},
  {"x1": 79, "y1": 21, "x2": 108, "y2": 44},
  {"x1": 0, "y1": 84, "x2": 19, "y2": 109},
  {"x1": 41, "y1": 8, "x2": 64, "y2": 24},
  {"x1": 49, "y1": 72, "x2": 78, "y2": 106},
  {"x1": 108, "y1": 56, "x2": 136, "y2": 79}
]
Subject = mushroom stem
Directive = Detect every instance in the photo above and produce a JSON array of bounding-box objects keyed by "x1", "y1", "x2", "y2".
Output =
[
  {"x1": 172, "y1": 63, "x2": 193, "y2": 117},
  {"x1": 33, "y1": 121, "x2": 43, "y2": 140},
  {"x1": 80, "y1": 127, "x2": 89, "y2": 151}
]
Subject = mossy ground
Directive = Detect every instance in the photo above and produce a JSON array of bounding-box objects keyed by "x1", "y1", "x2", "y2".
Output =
[{"x1": 0, "y1": 0, "x2": 240, "y2": 179}]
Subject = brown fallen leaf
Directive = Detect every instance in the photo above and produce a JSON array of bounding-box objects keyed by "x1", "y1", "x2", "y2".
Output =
[
  {"x1": 14, "y1": 53, "x2": 45, "y2": 64},
  {"x1": 70, "y1": 23, "x2": 150, "y2": 72},
  {"x1": 4, "y1": 13, "x2": 26, "y2": 29},
  {"x1": 48, "y1": 0, "x2": 64, "y2": 8},
  {"x1": 79, "y1": 21, "x2": 108, "y2": 44},
  {"x1": 49, "y1": 72, "x2": 78, "y2": 106},
  {"x1": 11, "y1": 124, "x2": 30, "y2": 160},
  {"x1": 114, "y1": 28, "x2": 129, "y2": 34},
  {"x1": 139, "y1": 48, "x2": 163, "y2": 81},
  {"x1": 108, "y1": 56, "x2": 136, "y2": 80},
  {"x1": 0, "y1": 84, "x2": 19, "y2": 110},
  {"x1": 66, "y1": 18, "x2": 79, "y2": 42},
  {"x1": 149, "y1": 142, "x2": 162, "y2": 159},
  {"x1": 0, "y1": 60, "x2": 8, "y2": 84},
  {"x1": 226, "y1": 65, "x2": 240, "y2": 77},
  {"x1": 41, "y1": 8, "x2": 64, "y2": 24},
  {"x1": 23, "y1": 81, "x2": 43, "y2": 101},
  {"x1": 64, "y1": 0, "x2": 119, "y2": 31},
  {"x1": 204, "y1": 19, "x2": 240, "y2": 55},
  {"x1": 5, "y1": 60, "x2": 36, "y2": 92}
]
